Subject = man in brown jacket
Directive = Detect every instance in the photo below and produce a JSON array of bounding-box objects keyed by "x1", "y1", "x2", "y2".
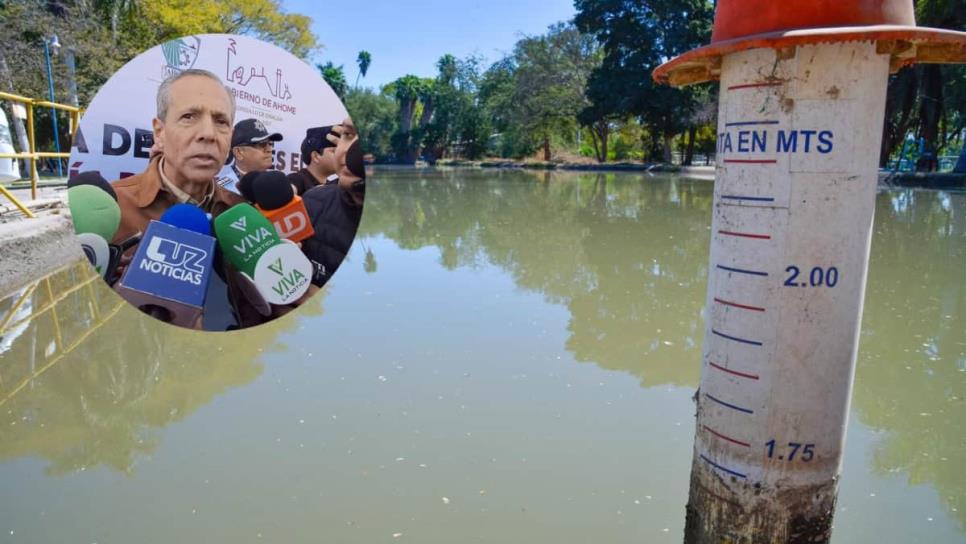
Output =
[{"x1": 110, "y1": 68, "x2": 269, "y2": 329}]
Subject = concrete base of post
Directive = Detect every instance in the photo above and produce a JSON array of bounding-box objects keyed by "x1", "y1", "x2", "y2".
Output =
[{"x1": 684, "y1": 457, "x2": 837, "y2": 543}]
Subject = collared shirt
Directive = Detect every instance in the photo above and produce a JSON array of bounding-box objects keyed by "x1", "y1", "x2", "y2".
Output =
[
  {"x1": 111, "y1": 155, "x2": 243, "y2": 246},
  {"x1": 157, "y1": 157, "x2": 215, "y2": 207}
]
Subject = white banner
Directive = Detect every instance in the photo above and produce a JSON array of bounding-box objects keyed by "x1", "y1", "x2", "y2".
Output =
[{"x1": 69, "y1": 34, "x2": 347, "y2": 180}]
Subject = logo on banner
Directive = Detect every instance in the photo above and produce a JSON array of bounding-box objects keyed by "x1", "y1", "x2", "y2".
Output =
[
  {"x1": 141, "y1": 236, "x2": 207, "y2": 285},
  {"x1": 160, "y1": 37, "x2": 201, "y2": 78},
  {"x1": 226, "y1": 38, "x2": 297, "y2": 115}
]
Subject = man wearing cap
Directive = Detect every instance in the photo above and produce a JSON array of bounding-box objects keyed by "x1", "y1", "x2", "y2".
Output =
[
  {"x1": 288, "y1": 125, "x2": 340, "y2": 195},
  {"x1": 216, "y1": 118, "x2": 283, "y2": 194}
]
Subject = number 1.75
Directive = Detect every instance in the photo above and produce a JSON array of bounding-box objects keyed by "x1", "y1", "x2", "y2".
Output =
[{"x1": 765, "y1": 440, "x2": 815, "y2": 461}]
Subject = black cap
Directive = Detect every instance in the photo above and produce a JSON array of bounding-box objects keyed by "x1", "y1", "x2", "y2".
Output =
[
  {"x1": 231, "y1": 118, "x2": 283, "y2": 149},
  {"x1": 300, "y1": 126, "x2": 336, "y2": 165},
  {"x1": 68, "y1": 171, "x2": 117, "y2": 201}
]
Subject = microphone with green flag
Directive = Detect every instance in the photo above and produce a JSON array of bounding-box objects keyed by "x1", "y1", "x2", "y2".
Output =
[{"x1": 213, "y1": 203, "x2": 313, "y2": 306}]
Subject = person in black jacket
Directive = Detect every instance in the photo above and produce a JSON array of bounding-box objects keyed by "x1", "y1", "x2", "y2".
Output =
[{"x1": 300, "y1": 122, "x2": 365, "y2": 286}]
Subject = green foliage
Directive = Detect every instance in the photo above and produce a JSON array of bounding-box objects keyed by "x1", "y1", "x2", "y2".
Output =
[
  {"x1": 355, "y1": 50, "x2": 371, "y2": 87},
  {"x1": 344, "y1": 87, "x2": 397, "y2": 161},
  {"x1": 317, "y1": 61, "x2": 348, "y2": 100},
  {"x1": 510, "y1": 22, "x2": 601, "y2": 160},
  {"x1": 575, "y1": 0, "x2": 714, "y2": 161},
  {"x1": 140, "y1": 0, "x2": 318, "y2": 58}
]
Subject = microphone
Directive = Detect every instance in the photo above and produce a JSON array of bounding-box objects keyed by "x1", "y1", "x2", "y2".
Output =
[
  {"x1": 115, "y1": 204, "x2": 216, "y2": 326},
  {"x1": 236, "y1": 170, "x2": 259, "y2": 203},
  {"x1": 67, "y1": 183, "x2": 121, "y2": 278},
  {"x1": 251, "y1": 170, "x2": 316, "y2": 243},
  {"x1": 213, "y1": 203, "x2": 312, "y2": 305}
]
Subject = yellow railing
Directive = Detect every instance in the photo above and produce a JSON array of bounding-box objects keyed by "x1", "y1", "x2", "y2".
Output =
[
  {"x1": 0, "y1": 91, "x2": 81, "y2": 217},
  {"x1": 0, "y1": 261, "x2": 123, "y2": 407}
]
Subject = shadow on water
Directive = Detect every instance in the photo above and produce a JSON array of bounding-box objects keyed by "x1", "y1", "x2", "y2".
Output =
[
  {"x1": 362, "y1": 169, "x2": 965, "y2": 530},
  {"x1": 0, "y1": 259, "x2": 326, "y2": 476}
]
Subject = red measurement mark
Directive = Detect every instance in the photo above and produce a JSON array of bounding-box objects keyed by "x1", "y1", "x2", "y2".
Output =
[
  {"x1": 714, "y1": 297, "x2": 766, "y2": 312},
  {"x1": 718, "y1": 230, "x2": 771, "y2": 240},
  {"x1": 728, "y1": 81, "x2": 784, "y2": 90},
  {"x1": 708, "y1": 361, "x2": 760, "y2": 380},
  {"x1": 723, "y1": 159, "x2": 778, "y2": 164},
  {"x1": 703, "y1": 425, "x2": 751, "y2": 447}
]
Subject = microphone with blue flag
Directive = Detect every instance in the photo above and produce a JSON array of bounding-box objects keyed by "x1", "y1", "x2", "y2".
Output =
[{"x1": 115, "y1": 204, "x2": 216, "y2": 327}]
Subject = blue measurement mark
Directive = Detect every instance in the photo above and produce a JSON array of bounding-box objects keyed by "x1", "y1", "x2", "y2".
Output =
[
  {"x1": 720, "y1": 195, "x2": 775, "y2": 202},
  {"x1": 717, "y1": 264, "x2": 768, "y2": 277},
  {"x1": 712, "y1": 328, "x2": 763, "y2": 346},
  {"x1": 705, "y1": 393, "x2": 754, "y2": 414},
  {"x1": 724, "y1": 120, "x2": 780, "y2": 127},
  {"x1": 700, "y1": 454, "x2": 747, "y2": 479}
]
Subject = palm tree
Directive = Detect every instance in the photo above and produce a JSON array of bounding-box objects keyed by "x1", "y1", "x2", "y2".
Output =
[{"x1": 355, "y1": 50, "x2": 371, "y2": 88}]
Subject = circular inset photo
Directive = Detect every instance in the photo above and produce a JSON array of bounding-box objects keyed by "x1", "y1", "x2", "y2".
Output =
[{"x1": 67, "y1": 34, "x2": 366, "y2": 331}]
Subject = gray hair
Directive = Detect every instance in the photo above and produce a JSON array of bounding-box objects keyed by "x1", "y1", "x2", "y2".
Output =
[{"x1": 156, "y1": 68, "x2": 236, "y2": 122}]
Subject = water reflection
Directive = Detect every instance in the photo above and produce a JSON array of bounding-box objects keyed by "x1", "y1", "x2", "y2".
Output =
[
  {"x1": 363, "y1": 169, "x2": 712, "y2": 387},
  {"x1": 362, "y1": 171, "x2": 965, "y2": 531},
  {"x1": 0, "y1": 259, "x2": 323, "y2": 475},
  {"x1": 857, "y1": 189, "x2": 965, "y2": 529},
  {"x1": 0, "y1": 171, "x2": 961, "y2": 541}
]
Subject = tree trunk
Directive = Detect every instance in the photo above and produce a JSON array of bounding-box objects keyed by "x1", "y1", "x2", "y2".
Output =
[
  {"x1": 684, "y1": 125, "x2": 697, "y2": 166},
  {"x1": 879, "y1": 68, "x2": 918, "y2": 167},
  {"x1": 662, "y1": 133, "x2": 673, "y2": 164},
  {"x1": 599, "y1": 121, "x2": 609, "y2": 163},
  {"x1": 916, "y1": 65, "x2": 943, "y2": 172},
  {"x1": 589, "y1": 126, "x2": 601, "y2": 163},
  {"x1": 543, "y1": 135, "x2": 551, "y2": 161},
  {"x1": 418, "y1": 96, "x2": 434, "y2": 129}
]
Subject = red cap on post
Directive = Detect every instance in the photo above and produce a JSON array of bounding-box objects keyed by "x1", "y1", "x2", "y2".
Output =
[{"x1": 654, "y1": 0, "x2": 966, "y2": 87}]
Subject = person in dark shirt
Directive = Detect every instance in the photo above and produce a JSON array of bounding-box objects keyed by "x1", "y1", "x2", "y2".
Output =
[
  {"x1": 300, "y1": 123, "x2": 365, "y2": 286},
  {"x1": 288, "y1": 125, "x2": 340, "y2": 195}
]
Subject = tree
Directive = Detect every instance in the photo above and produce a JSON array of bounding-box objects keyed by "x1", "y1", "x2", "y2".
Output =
[
  {"x1": 317, "y1": 61, "x2": 347, "y2": 100},
  {"x1": 878, "y1": 1, "x2": 964, "y2": 171},
  {"x1": 355, "y1": 50, "x2": 371, "y2": 88},
  {"x1": 140, "y1": 0, "x2": 318, "y2": 59},
  {"x1": 511, "y1": 23, "x2": 600, "y2": 161},
  {"x1": 93, "y1": 0, "x2": 141, "y2": 43},
  {"x1": 344, "y1": 87, "x2": 397, "y2": 162},
  {"x1": 575, "y1": 0, "x2": 714, "y2": 163},
  {"x1": 387, "y1": 74, "x2": 428, "y2": 163}
]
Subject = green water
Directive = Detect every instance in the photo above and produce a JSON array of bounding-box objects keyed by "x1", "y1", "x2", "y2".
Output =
[{"x1": 0, "y1": 169, "x2": 962, "y2": 543}]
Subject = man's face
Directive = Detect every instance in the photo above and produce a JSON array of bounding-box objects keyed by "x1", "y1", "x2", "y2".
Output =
[
  {"x1": 234, "y1": 141, "x2": 274, "y2": 173},
  {"x1": 313, "y1": 146, "x2": 338, "y2": 177},
  {"x1": 153, "y1": 76, "x2": 233, "y2": 186}
]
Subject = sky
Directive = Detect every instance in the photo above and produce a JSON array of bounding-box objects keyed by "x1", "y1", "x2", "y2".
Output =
[{"x1": 282, "y1": 0, "x2": 577, "y2": 90}]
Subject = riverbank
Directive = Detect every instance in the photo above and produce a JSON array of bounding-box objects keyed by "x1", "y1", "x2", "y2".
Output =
[
  {"x1": 0, "y1": 187, "x2": 81, "y2": 298},
  {"x1": 434, "y1": 159, "x2": 716, "y2": 179},
  {"x1": 432, "y1": 159, "x2": 966, "y2": 188}
]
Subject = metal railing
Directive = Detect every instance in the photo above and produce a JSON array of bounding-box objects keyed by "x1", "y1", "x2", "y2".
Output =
[{"x1": 0, "y1": 91, "x2": 80, "y2": 217}]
